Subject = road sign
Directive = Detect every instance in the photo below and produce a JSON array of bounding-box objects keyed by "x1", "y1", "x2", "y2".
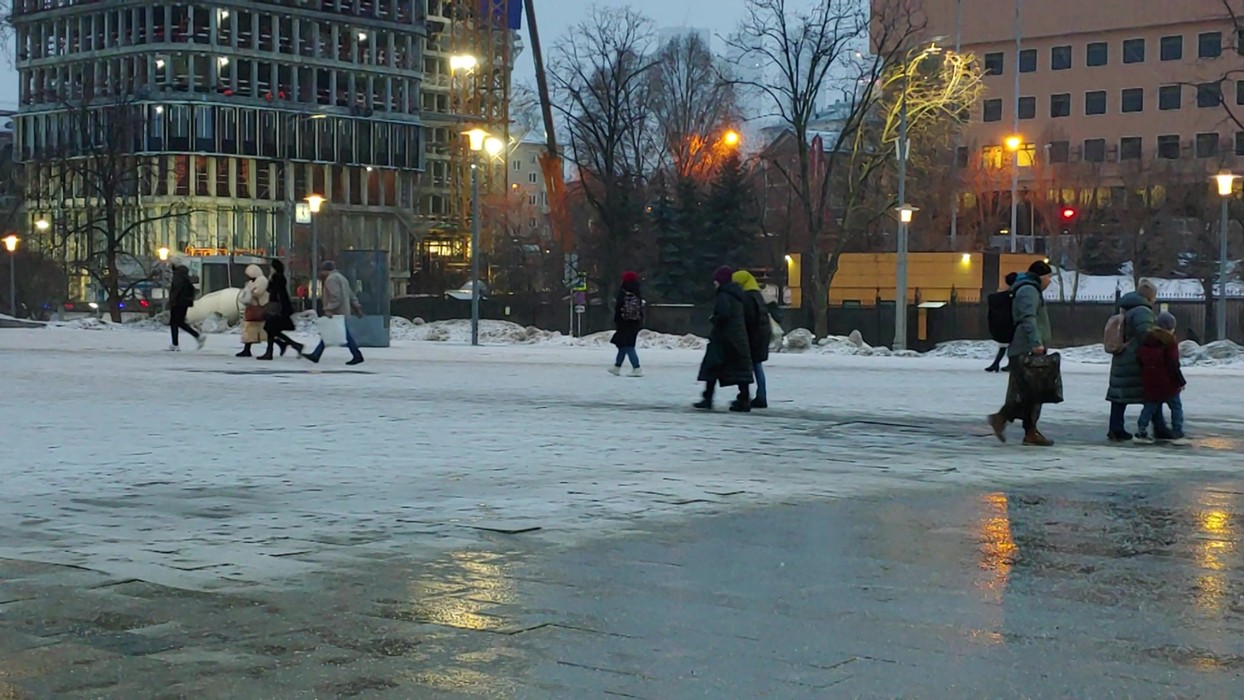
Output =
[
  {"x1": 563, "y1": 253, "x2": 579, "y2": 286},
  {"x1": 573, "y1": 275, "x2": 588, "y2": 292},
  {"x1": 295, "y1": 202, "x2": 312, "y2": 224},
  {"x1": 574, "y1": 305, "x2": 586, "y2": 314}
]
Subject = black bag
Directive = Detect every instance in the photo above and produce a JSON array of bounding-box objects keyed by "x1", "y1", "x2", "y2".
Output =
[
  {"x1": 986, "y1": 290, "x2": 1017, "y2": 343},
  {"x1": 1019, "y1": 352, "x2": 1064, "y2": 405},
  {"x1": 262, "y1": 301, "x2": 283, "y2": 321}
]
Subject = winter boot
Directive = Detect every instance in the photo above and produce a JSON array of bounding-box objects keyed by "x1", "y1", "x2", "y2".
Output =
[
  {"x1": 302, "y1": 345, "x2": 323, "y2": 364},
  {"x1": 346, "y1": 356, "x2": 365, "y2": 366},
  {"x1": 751, "y1": 398, "x2": 768, "y2": 409},
  {"x1": 1107, "y1": 430, "x2": 1133, "y2": 443},
  {"x1": 195, "y1": 335, "x2": 207, "y2": 351},
  {"x1": 608, "y1": 366, "x2": 621, "y2": 376},
  {"x1": 1023, "y1": 430, "x2": 1054, "y2": 447},
  {"x1": 693, "y1": 385, "x2": 714, "y2": 410},
  {"x1": 988, "y1": 413, "x2": 1007, "y2": 443},
  {"x1": 236, "y1": 344, "x2": 253, "y2": 358},
  {"x1": 275, "y1": 339, "x2": 289, "y2": 357},
  {"x1": 730, "y1": 391, "x2": 752, "y2": 413},
  {"x1": 628, "y1": 367, "x2": 643, "y2": 378},
  {"x1": 1133, "y1": 431, "x2": 1155, "y2": 445}
]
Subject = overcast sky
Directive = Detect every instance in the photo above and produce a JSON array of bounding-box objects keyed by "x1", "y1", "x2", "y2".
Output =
[{"x1": 0, "y1": 1, "x2": 746, "y2": 113}]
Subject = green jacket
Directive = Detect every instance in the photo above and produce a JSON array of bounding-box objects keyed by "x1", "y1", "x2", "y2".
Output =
[
  {"x1": 1106, "y1": 291, "x2": 1156, "y2": 404},
  {"x1": 1008, "y1": 275, "x2": 1050, "y2": 358}
]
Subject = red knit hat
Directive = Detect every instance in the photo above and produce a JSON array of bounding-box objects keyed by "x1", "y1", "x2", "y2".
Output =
[{"x1": 622, "y1": 271, "x2": 640, "y2": 283}]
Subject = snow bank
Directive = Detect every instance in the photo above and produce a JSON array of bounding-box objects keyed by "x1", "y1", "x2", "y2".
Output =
[
  {"x1": 386, "y1": 317, "x2": 707, "y2": 350},
  {"x1": 925, "y1": 338, "x2": 1244, "y2": 368},
  {"x1": 1045, "y1": 268, "x2": 1243, "y2": 301}
]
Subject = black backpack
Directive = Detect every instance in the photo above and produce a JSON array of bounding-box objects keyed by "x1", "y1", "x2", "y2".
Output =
[{"x1": 987, "y1": 280, "x2": 1037, "y2": 343}]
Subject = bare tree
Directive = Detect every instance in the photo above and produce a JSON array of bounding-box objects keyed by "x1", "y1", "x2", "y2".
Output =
[
  {"x1": 549, "y1": 7, "x2": 658, "y2": 289},
  {"x1": 648, "y1": 33, "x2": 740, "y2": 179},
  {"x1": 26, "y1": 97, "x2": 193, "y2": 321}
]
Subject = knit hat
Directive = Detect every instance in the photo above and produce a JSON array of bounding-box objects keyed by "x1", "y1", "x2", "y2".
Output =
[
  {"x1": 1028, "y1": 260, "x2": 1053, "y2": 277},
  {"x1": 1137, "y1": 278, "x2": 1158, "y2": 301},
  {"x1": 320, "y1": 260, "x2": 336, "y2": 271},
  {"x1": 1157, "y1": 311, "x2": 1177, "y2": 331},
  {"x1": 621, "y1": 270, "x2": 639, "y2": 283},
  {"x1": 712, "y1": 266, "x2": 734, "y2": 286}
]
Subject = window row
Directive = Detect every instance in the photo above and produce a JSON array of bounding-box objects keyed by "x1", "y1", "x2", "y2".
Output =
[
  {"x1": 982, "y1": 83, "x2": 1224, "y2": 121},
  {"x1": 16, "y1": 4, "x2": 419, "y2": 69},
  {"x1": 982, "y1": 31, "x2": 1237, "y2": 76},
  {"x1": 14, "y1": 0, "x2": 416, "y2": 21},
  {"x1": 966, "y1": 132, "x2": 1244, "y2": 167},
  {"x1": 18, "y1": 105, "x2": 424, "y2": 171},
  {"x1": 21, "y1": 54, "x2": 420, "y2": 115}
]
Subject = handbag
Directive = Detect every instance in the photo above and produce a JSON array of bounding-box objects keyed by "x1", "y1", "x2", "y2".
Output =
[
  {"x1": 316, "y1": 315, "x2": 348, "y2": 347},
  {"x1": 1019, "y1": 352, "x2": 1064, "y2": 405},
  {"x1": 243, "y1": 305, "x2": 265, "y2": 322},
  {"x1": 262, "y1": 301, "x2": 282, "y2": 321}
]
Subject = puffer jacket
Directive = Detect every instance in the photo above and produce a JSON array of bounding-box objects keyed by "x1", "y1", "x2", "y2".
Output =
[
  {"x1": 1138, "y1": 328, "x2": 1186, "y2": 402},
  {"x1": 1007, "y1": 273, "x2": 1051, "y2": 358},
  {"x1": 1106, "y1": 291, "x2": 1156, "y2": 404},
  {"x1": 732, "y1": 270, "x2": 772, "y2": 364},
  {"x1": 697, "y1": 282, "x2": 754, "y2": 387}
]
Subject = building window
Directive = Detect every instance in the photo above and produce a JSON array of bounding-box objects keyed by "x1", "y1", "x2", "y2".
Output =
[
  {"x1": 1157, "y1": 134, "x2": 1181, "y2": 159},
  {"x1": 1050, "y1": 93, "x2": 1071, "y2": 118},
  {"x1": 1018, "y1": 96, "x2": 1035, "y2": 120},
  {"x1": 1237, "y1": 80, "x2": 1244, "y2": 105},
  {"x1": 1198, "y1": 83, "x2": 1222, "y2": 108},
  {"x1": 1196, "y1": 132, "x2": 1220, "y2": 158},
  {"x1": 1085, "y1": 91, "x2": 1106, "y2": 115},
  {"x1": 1159, "y1": 85, "x2": 1182, "y2": 110},
  {"x1": 1199, "y1": 32, "x2": 1222, "y2": 58},
  {"x1": 1120, "y1": 137, "x2": 1142, "y2": 161},
  {"x1": 1121, "y1": 88, "x2": 1144, "y2": 113},
  {"x1": 1086, "y1": 42, "x2": 1108, "y2": 66},
  {"x1": 1083, "y1": 138, "x2": 1105, "y2": 163},
  {"x1": 984, "y1": 52, "x2": 1004, "y2": 76},
  {"x1": 1160, "y1": 35, "x2": 1183, "y2": 61},
  {"x1": 512, "y1": 160, "x2": 521, "y2": 171},
  {"x1": 981, "y1": 146, "x2": 1003, "y2": 169},
  {"x1": 1047, "y1": 140, "x2": 1069, "y2": 163},
  {"x1": 982, "y1": 98, "x2": 1003, "y2": 122},
  {"x1": 528, "y1": 173, "x2": 537, "y2": 183},
  {"x1": 1123, "y1": 38, "x2": 1145, "y2": 64},
  {"x1": 1051, "y1": 45, "x2": 1072, "y2": 70},
  {"x1": 1236, "y1": 132, "x2": 1244, "y2": 156},
  {"x1": 1019, "y1": 49, "x2": 1037, "y2": 73},
  {"x1": 955, "y1": 145, "x2": 969, "y2": 168}
]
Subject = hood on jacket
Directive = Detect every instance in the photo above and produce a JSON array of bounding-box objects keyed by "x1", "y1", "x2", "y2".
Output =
[
  {"x1": 1118, "y1": 291, "x2": 1152, "y2": 310},
  {"x1": 1143, "y1": 327, "x2": 1177, "y2": 347},
  {"x1": 718, "y1": 281, "x2": 746, "y2": 301},
  {"x1": 732, "y1": 270, "x2": 761, "y2": 293},
  {"x1": 621, "y1": 279, "x2": 641, "y2": 296},
  {"x1": 245, "y1": 264, "x2": 264, "y2": 280},
  {"x1": 1010, "y1": 272, "x2": 1042, "y2": 291}
]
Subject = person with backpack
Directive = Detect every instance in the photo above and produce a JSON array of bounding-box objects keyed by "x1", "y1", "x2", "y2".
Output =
[
  {"x1": 985, "y1": 272, "x2": 1020, "y2": 373},
  {"x1": 987, "y1": 260, "x2": 1055, "y2": 446},
  {"x1": 1104, "y1": 279, "x2": 1158, "y2": 442},
  {"x1": 733, "y1": 269, "x2": 773, "y2": 408},
  {"x1": 167, "y1": 259, "x2": 205, "y2": 352},
  {"x1": 1136, "y1": 311, "x2": 1187, "y2": 445},
  {"x1": 609, "y1": 271, "x2": 644, "y2": 377}
]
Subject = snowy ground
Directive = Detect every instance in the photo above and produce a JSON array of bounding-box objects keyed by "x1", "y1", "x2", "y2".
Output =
[{"x1": 1, "y1": 326, "x2": 1242, "y2": 592}]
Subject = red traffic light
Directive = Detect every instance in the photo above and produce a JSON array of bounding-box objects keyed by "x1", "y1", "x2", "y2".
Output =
[{"x1": 1060, "y1": 207, "x2": 1077, "y2": 221}]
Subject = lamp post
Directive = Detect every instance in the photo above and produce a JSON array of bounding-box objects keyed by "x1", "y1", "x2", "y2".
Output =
[
  {"x1": 894, "y1": 205, "x2": 918, "y2": 350},
  {"x1": 307, "y1": 194, "x2": 325, "y2": 308},
  {"x1": 157, "y1": 247, "x2": 171, "y2": 311},
  {"x1": 3, "y1": 234, "x2": 18, "y2": 317},
  {"x1": 283, "y1": 113, "x2": 327, "y2": 283},
  {"x1": 1214, "y1": 172, "x2": 1236, "y2": 341},
  {"x1": 1005, "y1": 135, "x2": 1023, "y2": 253},
  {"x1": 463, "y1": 128, "x2": 504, "y2": 346}
]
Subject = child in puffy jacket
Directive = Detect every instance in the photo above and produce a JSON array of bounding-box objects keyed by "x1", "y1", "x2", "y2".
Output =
[{"x1": 1136, "y1": 312, "x2": 1188, "y2": 445}]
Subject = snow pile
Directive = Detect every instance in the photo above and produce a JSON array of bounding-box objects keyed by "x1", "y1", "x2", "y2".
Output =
[
  {"x1": 1180, "y1": 340, "x2": 1244, "y2": 367},
  {"x1": 923, "y1": 338, "x2": 1244, "y2": 368},
  {"x1": 51, "y1": 315, "x2": 169, "y2": 332},
  {"x1": 781, "y1": 328, "x2": 920, "y2": 358},
  {"x1": 926, "y1": 340, "x2": 1004, "y2": 362},
  {"x1": 385, "y1": 318, "x2": 707, "y2": 350},
  {"x1": 1045, "y1": 268, "x2": 1243, "y2": 302}
]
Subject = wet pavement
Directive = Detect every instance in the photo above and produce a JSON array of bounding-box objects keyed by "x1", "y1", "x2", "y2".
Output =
[{"x1": 3, "y1": 474, "x2": 1244, "y2": 699}]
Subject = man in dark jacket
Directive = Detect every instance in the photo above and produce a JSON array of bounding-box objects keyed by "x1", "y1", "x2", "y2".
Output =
[
  {"x1": 732, "y1": 270, "x2": 772, "y2": 408},
  {"x1": 695, "y1": 266, "x2": 754, "y2": 412},
  {"x1": 167, "y1": 260, "x2": 205, "y2": 351},
  {"x1": 609, "y1": 271, "x2": 644, "y2": 377},
  {"x1": 988, "y1": 260, "x2": 1054, "y2": 446},
  {"x1": 1106, "y1": 279, "x2": 1157, "y2": 442}
]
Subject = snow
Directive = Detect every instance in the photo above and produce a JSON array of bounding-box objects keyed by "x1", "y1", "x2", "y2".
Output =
[
  {"x1": 1045, "y1": 269, "x2": 1244, "y2": 302},
  {"x1": 1, "y1": 327, "x2": 1242, "y2": 590}
]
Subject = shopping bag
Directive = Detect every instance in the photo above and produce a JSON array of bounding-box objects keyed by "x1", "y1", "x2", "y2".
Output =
[
  {"x1": 316, "y1": 315, "x2": 348, "y2": 347},
  {"x1": 1019, "y1": 352, "x2": 1064, "y2": 405}
]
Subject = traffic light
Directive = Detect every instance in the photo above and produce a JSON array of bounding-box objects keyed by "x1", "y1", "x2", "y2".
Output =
[{"x1": 1060, "y1": 206, "x2": 1077, "y2": 222}]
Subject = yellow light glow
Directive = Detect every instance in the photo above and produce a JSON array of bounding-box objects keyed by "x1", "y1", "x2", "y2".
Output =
[
  {"x1": 723, "y1": 130, "x2": 741, "y2": 147},
  {"x1": 961, "y1": 253, "x2": 972, "y2": 264},
  {"x1": 784, "y1": 254, "x2": 793, "y2": 263},
  {"x1": 484, "y1": 136, "x2": 504, "y2": 157},
  {"x1": 1005, "y1": 135, "x2": 1023, "y2": 151},
  {"x1": 896, "y1": 204, "x2": 918, "y2": 224},
  {"x1": 464, "y1": 128, "x2": 489, "y2": 152},
  {"x1": 34, "y1": 218, "x2": 49, "y2": 232},
  {"x1": 2, "y1": 234, "x2": 18, "y2": 253},
  {"x1": 157, "y1": 247, "x2": 170, "y2": 261},
  {"x1": 306, "y1": 194, "x2": 325, "y2": 213},
  {"x1": 218, "y1": 56, "x2": 229, "y2": 67},
  {"x1": 450, "y1": 54, "x2": 478, "y2": 72},
  {"x1": 1214, "y1": 172, "x2": 1237, "y2": 197}
]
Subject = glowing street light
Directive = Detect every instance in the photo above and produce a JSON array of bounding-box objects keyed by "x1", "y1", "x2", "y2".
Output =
[
  {"x1": 450, "y1": 54, "x2": 478, "y2": 72},
  {"x1": 34, "y1": 218, "x2": 49, "y2": 232},
  {"x1": 306, "y1": 194, "x2": 325, "y2": 213},
  {"x1": 2, "y1": 234, "x2": 17, "y2": 253},
  {"x1": 1004, "y1": 135, "x2": 1023, "y2": 151},
  {"x1": 723, "y1": 130, "x2": 741, "y2": 147},
  {"x1": 306, "y1": 194, "x2": 326, "y2": 306},
  {"x1": 1005, "y1": 134, "x2": 1024, "y2": 254},
  {"x1": 157, "y1": 246, "x2": 170, "y2": 262},
  {"x1": 1213, "y1": 172, "x2": 1238, "y2": 341},
  {"x1": 462, "y1": 128, "x2": 504, "y2": 346},
  {"x1": 3, "y1": 234, "x2": 18, "y2": 317}
]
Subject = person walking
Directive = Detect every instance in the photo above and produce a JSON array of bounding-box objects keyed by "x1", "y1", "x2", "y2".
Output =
[
  {"x1": 732, "y1": 269, "x2": 773, "y2": 409},
  {"x1": 985, "y1": 272, "x2": 1020, "y2": 373},
  {"x1": 694, "y1": 266, "x2": 754, "y2": 412},
  {"x1": 302, "y1": 261, "x2": 364, "y2": 366},
  {"x1": 609, "y1": 271, "x2": 644, "y2": 377},
  {"x1": 236, "y1": 264, "x2": 269, "y2": 357},
  {"x1": 257, "y1": 258, "x2": 303, "y2": 360},
  {"x1": 1106, "y1": 279, "x2": 1158, "y2": 442},
  {"x1": 988, "y1": 261, "x2": 1055, "y2": 446},
  {"x1": 167, "y1": 260, "x2": 205, "y2": 351},
  {"x1": 1136, "y1": 311, "x2": 1187, "y2": 445}
]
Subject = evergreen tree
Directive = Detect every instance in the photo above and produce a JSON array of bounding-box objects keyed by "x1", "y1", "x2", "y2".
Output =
[
  {"x1": 700, "y1": 152, "x2": 757, "y2": 284},
  {"x1": 650, "y1": 176, "x2": 704, "y2": 302}
]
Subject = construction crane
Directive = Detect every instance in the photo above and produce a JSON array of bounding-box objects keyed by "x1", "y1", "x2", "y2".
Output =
[{"x1": 523, "y1": 0, "x2": 571, "y2": 256}]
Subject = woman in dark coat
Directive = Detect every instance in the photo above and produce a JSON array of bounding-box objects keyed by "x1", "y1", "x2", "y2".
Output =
[
  {"x1": 1106, "y1": 279, "x2": 1157, "y2": 441},
  {"x1": 167, "y1": 262, "x2": 204, "y2": 351},
  {"x1": 609, "y1": 271, "x2": 644, "y2": 377},
  {"x1": 257, "y1": 258, "x2": 304, "y2": 360},
  {"x1": 695, "y1": 266, "x2": 754, "y2": 412},
  {"x1": 732, "y1": 270, "x2": 772, "y2": 408}
]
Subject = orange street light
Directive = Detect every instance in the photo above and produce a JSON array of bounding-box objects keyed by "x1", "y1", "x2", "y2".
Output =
[
  {"x1": 1005, "y1": 135, "x2": 1023, "y2": 151},
  {"x1": 723, "y1": 130, "x2": 741, "y2": 147}
]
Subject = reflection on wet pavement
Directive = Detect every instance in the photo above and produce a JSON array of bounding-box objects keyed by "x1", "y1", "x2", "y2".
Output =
[{"x1": 3, "y1": 475, "x2": 1244, "y2": 698}]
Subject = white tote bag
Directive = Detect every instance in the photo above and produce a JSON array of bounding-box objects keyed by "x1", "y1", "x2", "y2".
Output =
[{"x1": 316, "y1": 315, "x2": 348, "y2": 347}]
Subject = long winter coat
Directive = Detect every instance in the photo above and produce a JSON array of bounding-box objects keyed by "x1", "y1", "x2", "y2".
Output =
[
  {"x1": 697, "y1": 282, "x2": 754, "y2": 387},
  {"x1": 238, "y1": 265, "x2": 270, "y2": 344},
  {"x1": 732, "y1": 271, "x2": 771, "y2": 364},
  {"x1": 1138, "y1": 328, "x2": 1186, "y2": 402},
  {"x1": 1106, "y1": 291, "x2": 1157, "y2": 404},
  {"x1": 264, "y1": 270, "x2": 296, "y2": 334},
  {"x1": 611, "y1": 279, "x2": 643, "y2": 348},
  {"x1": 1007, "y1": 274, "x2": 1051, "y2": 358},
  {"x1": 170, "y1": 266, "x2": 197, "y2": 309}
]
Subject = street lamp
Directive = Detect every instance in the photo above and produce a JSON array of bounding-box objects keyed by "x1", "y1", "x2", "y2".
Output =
[
  {"x1": 722, "y1": 130, "x2": 741, "y2": 148},
  {"x1": 157, "y1": 246, "x2": 170, "y2": 262},
  {"x1": 450, "y1": 54, "x2": 478, "y2": 72},
  {"x1": 34, "y1": 218, "x2": 49, "y2": 232},
  {"x1": 283, "y1": 112, "x2": 328, "y2": 283},
  {"x1": 1006, "y1": 135, "x2": 1023, "y2": 253},
  {"x1": 307, "y1": 194, "x2": 325, "y2": 308},
  {"x1": 3, "y1": 234, "x2": 18, "y2": 317},
  {"x1": 1214, "y1": 172, "x2": 1237, "y2": 341},
  {"x1": 463, "y1": 129, "x2": 504, "y2": 346},
  {"x1": 894, "y1": 205, "x2": 918, "y2": 351}
]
